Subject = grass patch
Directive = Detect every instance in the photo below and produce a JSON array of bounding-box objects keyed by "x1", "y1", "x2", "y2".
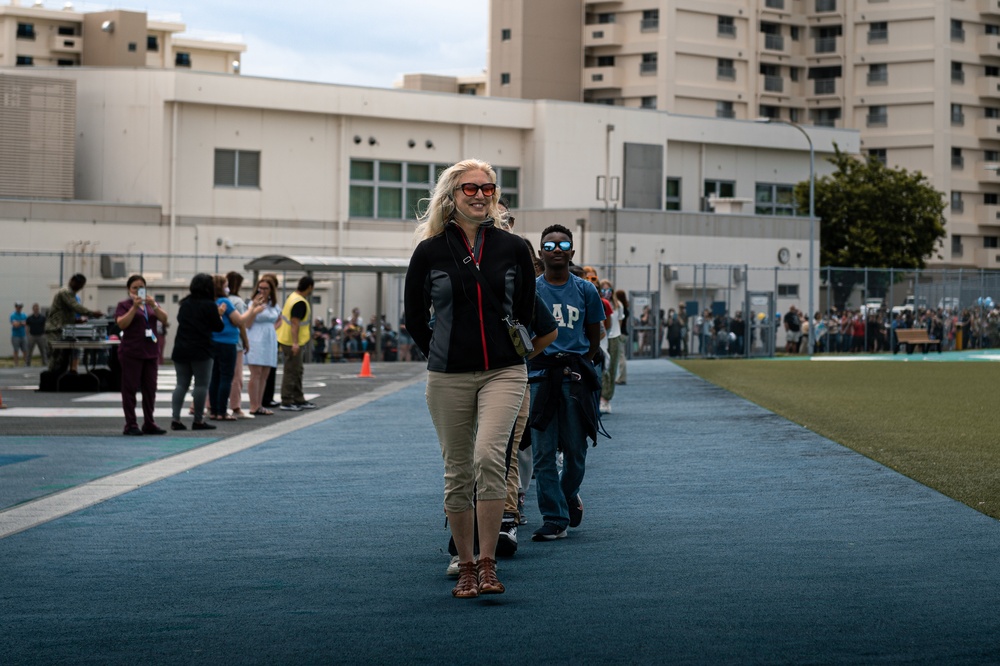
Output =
[{"x1": 676, "y1": 359, "x2": 1000, "y2": 520}]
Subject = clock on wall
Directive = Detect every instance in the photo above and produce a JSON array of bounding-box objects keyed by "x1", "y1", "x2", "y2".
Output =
[{"x1": 778, "y1": 247, "x2": 791, "y2": 265}]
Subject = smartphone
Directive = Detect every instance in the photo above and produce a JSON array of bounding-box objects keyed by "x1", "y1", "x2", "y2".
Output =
[{"x1": 137, "y1": 287, "x2": 146, "y2": 300}]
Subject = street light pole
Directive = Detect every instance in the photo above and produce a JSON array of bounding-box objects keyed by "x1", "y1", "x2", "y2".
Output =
[{"x1": 757, "y1": 117, "x2": 815, "y2": 356}]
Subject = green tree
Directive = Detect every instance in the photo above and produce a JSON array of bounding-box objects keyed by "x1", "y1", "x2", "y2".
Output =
[{"x1": 794, "y1": 145, "x2": 947, "y2": 308}]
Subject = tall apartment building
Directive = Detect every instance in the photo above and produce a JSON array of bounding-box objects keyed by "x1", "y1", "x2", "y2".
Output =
[
  {"x1": 486, "y1": 0, "x2": 1000, "y2": 271},
  {"x1": 0, "y1": 1, "x2": 245, "y2": 73}
]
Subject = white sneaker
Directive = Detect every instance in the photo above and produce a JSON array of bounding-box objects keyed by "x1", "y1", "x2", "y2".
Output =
[
  {"x1": 599, "y1": 398, "x2": 611, "y2": 414},
  {"x1": 446, "y1": 555, "x2": 460, "y2": 577}
]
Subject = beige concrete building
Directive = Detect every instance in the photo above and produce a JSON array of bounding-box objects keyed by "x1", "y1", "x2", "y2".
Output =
[
  {"x1": 0, "y1": 64, "x2": 858, "y2": 358},
  {"x1": 0, "y1": 1, "x2": 244, "y2": 73},
  {"x1": 474, "y1": 0, "x2": 1000, "y2": 270}
]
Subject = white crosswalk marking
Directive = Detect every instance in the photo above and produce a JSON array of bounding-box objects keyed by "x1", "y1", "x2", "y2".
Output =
[{"x1": 0, "y1": 391, "x2": 319, "y2": 418}]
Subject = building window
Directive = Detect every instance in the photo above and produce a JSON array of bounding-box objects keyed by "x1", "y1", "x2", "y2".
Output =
[
  {"x1": 759, "y1": 105, "x2": 780, "y2": 119},
  {"x1": 812, "y1": 107, "x2": 841, "y2": 127},
  {"x1": 715, "y1": 101, "x2": 735, "y2": 119},
  {"x1": 988, "y1": 24, "x2": 1000, "y2": 36},
  {"x1": 718, "y1": 16, "x2": 736, "y2": 38},
  {"x1": 16, "y1": 23, "x2": 36, "y2": 40},
  {"x1": 497, "y1": 167, "x2": 520, "y2": 209},
  {"x1": 986, "y1": 237, "x2": 999, "y2": 249},
  {"x1": 951, "y1": 19, "x2": 965, "y2": 42},
  {"x1": 704, "y1": 180, "x2": 735, "y2": 210},
  {"x1": 867, "y1": 63, "x2": 887, "y2": 85},
  {"x1": 214, "y1": 149, "x2": 261, "y2": 189},
  {"x1": 640, "y1": 53, "x2": 657, "y2": 75},
  {"x1": 869, "y1": 148, "x2": 887, "y2": 165},
  {"x1": 951, "y1": 104, "x2": 965, "y2": 126},
  {"x1": 597, "y1": 13, "x2": 616, "y2": 24},
  {"x1": 815, "y1": 26, "x2": 840, "y2": 53},
  {"x1": 147, "y1": 35, "x2": 159, "y2": 52},
  {"x1": 16, "y1": 56, "x2": 34, "y2": 66},
  {"x1": 640, "y1": 96, "x2": 657, "y2": 109},
  {"x1": 985, "y1": 193, "x2": 999, "y2": 205},
  {"x1": 952, "y1": 147, "x2": 964, "y2": 169},
  {"x1": 349, "y1": 160, "x2": 518, "y2": 218},
  {"x1": 986, "y1": 150, "x2": 1000, "y2": 162},
  {"x1": 816, "y1": 0, "x2": 836, "y2": 12},
  {"x1": 867, "y1": 105, "x2": 888, "y2": 127},
  {"x1": 952, "y1": 234, "x2": 963, "y2": 257},
  {"x1": 717, "y1": 58, "x2": 736, "y2": 80},
  {"x1": 501, "y1": 28, "x2": 511, "y2": 41},
  {"x1": 666, "y1": 178, "x2": 681, "y2": 211},
  {"x1": 597, "y1": 55, "x2": 615, "y2": 67},
  {"x1": 778, "y1": 284, "x2": 799, "y2": 298},
  {"x1": 790, "y1": 26, "x2": 800, "y2": 41},
  {"x1": 755, "y1": 183, "x2": 797, "y2": 216},
  {"x1": 500, "y1": 72, "x2": 510, "y2": 85},
  {"x1": 641, "y1": 9, "x2": 659, "y2": 32},
  {"x1": 128, "y1": 42, "x2": 137, "y2": 52},
  {"x1": 175, "y1": 52, "x2": 192, "y2": 67},
  {"x1": 57, "y1": 59, "x2": 75, "y2": 67},
  {"x1": 868, "y1": 21, "x2": 888, "y2": 43},
  {"x1": 765, "y1": 0, "x2": 784, "y2": 9},
  {"x1": 58, "y1": 26, "x2": 76, "y2": 36},
  {"x1": 951, "y1": 62, "x2": 964, "y2": 84},
  {"x1": 810, "y1": 65, "x2": 841, "y2": 95},
  {"x1": 761, "y1": 64, "x2": 782, "y2": 93},
  {"x1": 761, "y1": 22, "x2": 783, "y2": 51},
  {"x1": 951, "y1": 192, "x2": 964, "y2": 213}
]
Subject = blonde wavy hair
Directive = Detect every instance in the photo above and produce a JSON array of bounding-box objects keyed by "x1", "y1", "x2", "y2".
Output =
[{"x1": 413, "y1": 158, "x2": 509, "y2": 242}]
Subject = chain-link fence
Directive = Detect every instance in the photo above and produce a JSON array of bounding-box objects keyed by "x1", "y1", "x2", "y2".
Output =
[{"x1": 3, "y1": 252, "x2": 999, "y2": 360}]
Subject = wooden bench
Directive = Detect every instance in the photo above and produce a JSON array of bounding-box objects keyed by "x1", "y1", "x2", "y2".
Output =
[{"x1": 894, "y1": 328, "x2": 941, "y2": 351}]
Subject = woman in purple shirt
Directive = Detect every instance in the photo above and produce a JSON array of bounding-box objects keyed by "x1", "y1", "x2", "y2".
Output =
[{"x1": 115, "y1": 275, "x2": 169, "y2": 436}]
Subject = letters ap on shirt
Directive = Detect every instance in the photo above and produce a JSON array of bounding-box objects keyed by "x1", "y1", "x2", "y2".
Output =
[{"x1": 551, "y1": 303, "x2": 582, "y2": 329}]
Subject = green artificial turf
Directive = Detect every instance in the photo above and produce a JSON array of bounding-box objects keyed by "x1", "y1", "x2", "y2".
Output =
[{"x1": 675, "y1": 359, "x2": 1000, "y2": 520}]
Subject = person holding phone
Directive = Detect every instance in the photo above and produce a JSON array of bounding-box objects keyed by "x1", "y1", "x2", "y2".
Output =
[
  {"x1": 115, "y1": 274, "x2": 168, "y2": 436},
  {"x1": 245, "y1": 278, "x2": 281, "y2": 415}
]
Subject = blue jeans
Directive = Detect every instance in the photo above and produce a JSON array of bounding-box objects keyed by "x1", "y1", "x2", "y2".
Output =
[
  {"x1": 209, "y1": 341, "x2": 237, "y2": 417},
  {"x1": 531, "y1": 380, "x2": 588, "y2": 530}
]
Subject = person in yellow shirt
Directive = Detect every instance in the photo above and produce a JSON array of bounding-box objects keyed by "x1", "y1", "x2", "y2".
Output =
[{"x1": 276, "y1": 276, "x2": 315, "y2": 411}]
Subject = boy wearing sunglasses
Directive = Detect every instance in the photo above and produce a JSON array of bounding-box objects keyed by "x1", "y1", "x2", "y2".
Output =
[{"x1": 527, "y1": 225, "x2": 605, "y2": 541}]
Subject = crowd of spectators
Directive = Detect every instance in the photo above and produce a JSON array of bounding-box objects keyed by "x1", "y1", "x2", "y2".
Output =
[
  {"x1": 632, "y1": 299, "x2": 1000, "y2": 358},
  {"x1": 308, "y1": 312, "x2": 415, "y2": 364}
]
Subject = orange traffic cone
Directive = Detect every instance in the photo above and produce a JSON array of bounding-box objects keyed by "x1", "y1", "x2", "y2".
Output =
[{"x1": 357, "y1": 352, "x2": 374, "y2": 378}]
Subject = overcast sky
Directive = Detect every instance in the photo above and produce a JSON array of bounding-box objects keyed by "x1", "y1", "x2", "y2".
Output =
[{"x1": 69, "y1": 0, "x2": 489, "y2": 87}]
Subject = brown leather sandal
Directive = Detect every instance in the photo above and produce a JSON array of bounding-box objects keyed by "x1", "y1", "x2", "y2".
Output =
[
  {"x1": 452, "y1": 561, "x2": 479, "y2": 598},
  {"x1": 477, "y1": 557, "x2": 505, "y2": 595}
]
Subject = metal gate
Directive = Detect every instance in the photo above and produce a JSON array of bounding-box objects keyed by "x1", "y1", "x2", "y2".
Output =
[
  {"x1": 628, "y1": 290, "x2": 660, "y2": 359},
  {"x1": 747, "y1": 291, "x2": 776, "y2": 358}
]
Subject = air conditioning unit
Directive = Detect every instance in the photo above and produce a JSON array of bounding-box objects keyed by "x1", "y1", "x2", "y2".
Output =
[
  {"x1": 100, "y1": 254, "x2": 126, "y2": 279},
  {"x1": 732, "y1": 267, "x2": 744, "y2": 283},
  {"x1": 663, "y1": 265, "x2": 678, "y2": 282}
]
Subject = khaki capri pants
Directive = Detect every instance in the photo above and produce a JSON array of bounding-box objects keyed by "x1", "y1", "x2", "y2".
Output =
[{"x1": 426, "y1": 365, "x2": 527, "y2": 514}]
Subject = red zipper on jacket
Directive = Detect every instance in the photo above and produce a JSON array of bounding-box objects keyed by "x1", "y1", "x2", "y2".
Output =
[{"x1": 458, "y1": 228, "x2": 489, "y2": 369}]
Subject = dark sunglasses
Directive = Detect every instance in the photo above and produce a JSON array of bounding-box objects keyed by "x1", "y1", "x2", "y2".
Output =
[
  {"x1": 541, "y1": 240, "x2": 573, "y2": 252},
  {"x1": 457, "y1": 182, "x2": 497, "y2": 197}
]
